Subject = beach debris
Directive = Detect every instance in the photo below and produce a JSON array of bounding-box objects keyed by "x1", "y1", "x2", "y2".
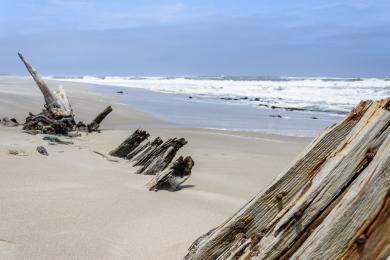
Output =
[
  {"x1": 109, "y1": 129, "x2": 150, "y2": 158},
  {"x1": 134, "y1": 137, "x2": 187, "y2": 175},
  {"x1": 269, "y1": 114, "x2": 283, "y2": 118},
  {"x1": 8, "y1": 149, "x2": 19, "y2": 155},
  {"x1": 146, "y1": 156, "x2": 194, "y2": 191},
  {"x1": 185, "y1": 98, "x2": 390, "y2": 260},
  {"x1": 17, "y1": 52, "x2": 113, "y2": 136},
  {"x1": 8, "y1": 149, "x2": 27, "y2": 156},
  {"x1": 92, "y1": 150, "x2": 119, "y2": 162},
  {"x1": 126, "y1": 137, "x2": 163, "y2": 160},
  {"x1": 36, "y1": 146, "x2": 48, "y2": 156},
  {"x1": 1, "y1": 117, "x2": 19, "y2": 127},
  {"x1": 110, "y1": 129, "x2": 192, "y2": 190},
  {"x1": 43, "y1": 135, "x2": 74, "y2": 145},
  {"x1": 86, "y1": 105, "x2": 113, "y2": 132}
]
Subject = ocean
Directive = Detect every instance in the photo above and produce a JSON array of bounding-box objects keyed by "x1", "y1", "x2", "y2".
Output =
[{"x1": 49, "y1": 76, "x2": 390, "y2": 137}]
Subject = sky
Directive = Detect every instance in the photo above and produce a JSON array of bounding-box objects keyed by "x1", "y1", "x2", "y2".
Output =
[{"x1": 0, "y1": 0, "x2": 389, "y2": 77}]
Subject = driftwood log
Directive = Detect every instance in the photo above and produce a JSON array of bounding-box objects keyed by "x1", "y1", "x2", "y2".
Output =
[
  {"x1": 146, "y1": 156, "x2": 194, "y2": 191},
  {"x1": 18, "y1": 52, "x2": 112, "y2": 135},
  {"x1": 185, "y1": 98, "x2": 390, "y2": 260}
]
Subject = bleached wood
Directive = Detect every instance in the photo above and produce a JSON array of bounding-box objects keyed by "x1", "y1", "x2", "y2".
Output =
[
  {"x1": 185, "y1": 99, "x2": 390, "y2": 259},
  {"x1": 17, "y1": 52, "x2": 72, "y2": 116},
  {"x1": 185, "y1": 100, "x2": 373, "y2": 260}
]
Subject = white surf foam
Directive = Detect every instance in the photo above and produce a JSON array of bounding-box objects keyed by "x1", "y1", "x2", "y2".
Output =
[{"x1": 48, "y1": 76, "x2": 390, "y2": 114}]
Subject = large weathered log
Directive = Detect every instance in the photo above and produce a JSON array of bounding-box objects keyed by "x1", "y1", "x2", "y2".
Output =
[
  {"x1": 87, "y1": 105, "x2": 113, "y2": 132},
  {"x1": 18, "y1": 52, "x2": 72, "y2": 116},
  {"x1": 109, "y1": 129, "x2": 150, "y2": 158},
  {"x1": 146, "y1": 156, "x2": 194, "y2": 191},
  {"x1": 134, "y1": 137, "x2": 187, "y2": 175},
  {"x1": 185, "y1": 99, "x2": 390, "y2": 260}
]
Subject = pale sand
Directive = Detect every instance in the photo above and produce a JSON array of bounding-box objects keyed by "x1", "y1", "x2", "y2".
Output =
[{"x1": 0, "y1": 76, "x2": 310, "y2": 259}]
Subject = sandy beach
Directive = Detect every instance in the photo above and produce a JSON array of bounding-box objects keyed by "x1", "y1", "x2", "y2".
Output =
[{"x1": 0, "y1": 76, "x2": 310, "y2": 259}]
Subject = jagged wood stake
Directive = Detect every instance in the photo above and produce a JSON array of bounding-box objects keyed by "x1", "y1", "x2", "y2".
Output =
[
  {"x1": 185, "y1": 98, "x2": 390, "y2": 260},
  {"x1": 146, "y1": 156, "x2": 194, "y2": 191},
  {"x1": 109, "y1": 129, "x2": 150, "y2": 158},
  {"x1": 135, "y1": 137, "x2": 187, "y2": 175},
  {"x1": 87, "y1": 105, "x2": 113, "y2": 132}
]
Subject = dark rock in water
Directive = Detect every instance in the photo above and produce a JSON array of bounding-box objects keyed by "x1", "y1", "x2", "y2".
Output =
[
  {"x1": 189, "y1": 96, "x2": 193, "y2": 99},
  {"x1": 271, "y1": 106, "x2": 277, "y2": 109},
  {"x1": 311, "y1": 116, "x2": 319, "y2": 120},
  {"x1": 116, "y1": 90, "x2": 124, "y2": 94},
  {"x1": 269, "y1": 114, "x2": 283, "y2": 118},
  {"x1": 221, "y1": 97, "x2": 233, "y2": 101},
  {"x1": 258, "y1": 104, "x2": 270, "y2": 108},
  {"x1": 254, "y1": 98, "x2": 260, "y2": 101},
  {"x1": 36, "y1": 146, "x2": 48, "y2": 156},
  {"x1": 240, "y1": 97, "x2": 248, "y2": 100}
]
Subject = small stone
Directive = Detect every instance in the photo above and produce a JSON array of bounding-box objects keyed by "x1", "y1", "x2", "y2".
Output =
[
  {"x1": 8, "y1": 149, "x2": 19, "y2": 155},
  {"x1": 116, "y1": 90, "x2": 124, "y2": 94},
  {"x1": 36, "y1": 146, "x2": 48, "y2": 156},
  {"x1": 311, "y1": 117, "x2": 318, "y2": 120}
]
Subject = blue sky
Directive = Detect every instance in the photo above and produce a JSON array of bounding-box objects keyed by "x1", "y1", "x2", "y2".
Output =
[{"x1": 0, "y1": 0, "x2": 389, "y2": 77}]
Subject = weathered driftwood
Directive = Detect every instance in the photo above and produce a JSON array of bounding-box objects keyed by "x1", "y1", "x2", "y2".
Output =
[
  {"x1": 129, "y1": 137, "x2": 164, "y2": 163},
  {"x1": 185, "y1": 98, "x2": 390, "y2": 260},
  {"x1": 87, "y1": 105, "x2": 113, "y2": 132},
  {"x1": 126, "y1": 137, "x2": 164, "y2": 161},
  {"x1": 18, "y1": 52, "x2": 72, "y2": 116},
  {"x1": 146, "y1": 156, "x2": 194, "y2": 191},
  {"x1": 109, "y1": 129, "x2": 150, "y2": 158},
  {"x1": 18, "y1": 52, "x2": 112, "y2": 136},
  {"x1": 135, "y1": 137, "x2": 187, "y2": 175}
]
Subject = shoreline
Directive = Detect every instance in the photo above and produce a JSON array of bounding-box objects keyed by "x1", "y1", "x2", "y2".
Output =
[
  {"x1": 0, "y1": 75, "x2": 310, "y2": 259},
  {"x1": 89, "y1": 82, "x2": 337, "y2": 137}
]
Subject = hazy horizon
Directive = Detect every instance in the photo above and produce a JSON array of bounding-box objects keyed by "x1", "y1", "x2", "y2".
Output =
[{"x1": 1, "y1": 0, "x2": 389, "y2": 77}]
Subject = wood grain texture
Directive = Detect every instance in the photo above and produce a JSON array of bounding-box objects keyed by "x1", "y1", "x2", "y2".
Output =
[{"x1": 185, "y1": 99, "x2": 390, "y2": 260}]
